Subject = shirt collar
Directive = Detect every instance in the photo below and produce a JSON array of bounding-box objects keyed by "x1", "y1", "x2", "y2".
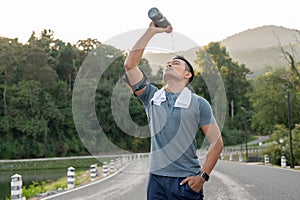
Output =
[{"x1": 150, "y1": 87, "x2": 192, "y2": 108}]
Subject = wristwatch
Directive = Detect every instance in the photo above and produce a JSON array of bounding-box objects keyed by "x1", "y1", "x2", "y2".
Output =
[{"x1": 198, "y1": 171, "x2": 209, "y2": 182}]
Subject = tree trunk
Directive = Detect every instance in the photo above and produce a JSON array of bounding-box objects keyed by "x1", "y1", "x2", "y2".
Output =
[{"x1": 3, "y1": 70, "x2": 7, "y2": 116}]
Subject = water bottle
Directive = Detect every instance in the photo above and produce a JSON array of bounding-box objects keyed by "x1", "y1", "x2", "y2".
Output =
[{"x1": 148, "y1": 7, "x2": 172, "y2": 28}]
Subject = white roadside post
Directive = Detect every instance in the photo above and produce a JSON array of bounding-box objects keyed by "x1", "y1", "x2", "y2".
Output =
[
  {"x1": 281, "y1": 155, "x2": 287, "y2": 167},
  {"x1": 264, "y1": 155, "x2": 269, "y2": 165},
  {"x1": 102, "y1": 162, "x2": 109, "y2": 177},
  {"x1": 239, "y1": 154, "x2": 243, "y2": 162},
  {"x1": 117, "y1": 158, "x2": 121, "y2": 169},
  {"x1": 110, "y1": 159, "x2": 115, "y2": 173},
  {"x1": 11, "y1": 174, "x2": 22, "y2": 200},
  {"x1": 90, "y1": 164, "x2": 96, "y2": 182},
  {"x1": 67, "y1": 166, "x2": 75, "y2": 189},
  {"x1": 229, "y1": 154, "x2": 233, "y2": 161}
]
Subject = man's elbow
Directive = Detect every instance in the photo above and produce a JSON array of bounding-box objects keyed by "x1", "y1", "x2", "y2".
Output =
[
  {"x1": 218, "y1": 137, "x2": 224, "y2": 152},
  {"x1": 124, "y1": 58, "x2": 135, "y2": 71},
  {"x1": 124, "y1": 62, "x2": 130, "y2": 71}
]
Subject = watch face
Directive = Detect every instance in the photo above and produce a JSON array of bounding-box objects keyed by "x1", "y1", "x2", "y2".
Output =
[{"x1": 201, "y1": 172, "x2": 209, "y2": 181}]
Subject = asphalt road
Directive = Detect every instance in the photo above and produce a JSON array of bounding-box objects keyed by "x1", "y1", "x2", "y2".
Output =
[
  {"x1": 43, "y1": 158, "x2": 300, "y2": 200},
  {"x1": 206, "y1": 160, "x2": 300, "y2": 200}
]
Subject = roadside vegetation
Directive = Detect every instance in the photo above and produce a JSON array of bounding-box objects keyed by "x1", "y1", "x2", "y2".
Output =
[{"x1": 0, "y1": 30, "x2": 299, "y2": 166}]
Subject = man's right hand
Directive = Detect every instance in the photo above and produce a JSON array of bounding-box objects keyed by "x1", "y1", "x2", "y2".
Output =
[{"x1": 148, "y1": 22, "x2": 173, "y2": 34}]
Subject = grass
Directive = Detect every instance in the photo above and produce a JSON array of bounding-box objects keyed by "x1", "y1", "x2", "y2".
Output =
[
  {"x1": 23, "y1": 166, "x2": 107, "y2": 200},
  {"x1": 1, "y1": 157, "x2": 113, "y2": 199},
  {"x1": 2, "y1": 155, "x2": 134, "y2": 200}
]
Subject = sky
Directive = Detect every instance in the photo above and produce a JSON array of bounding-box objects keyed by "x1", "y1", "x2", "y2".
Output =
[{"x1": 1, "y1": 0, "x2": 300, "y2": 48}]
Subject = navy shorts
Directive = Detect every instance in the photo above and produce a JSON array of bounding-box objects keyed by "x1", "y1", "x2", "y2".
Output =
[{"x1": 147, "y1": 173, "x2": 204, "y2": 200}]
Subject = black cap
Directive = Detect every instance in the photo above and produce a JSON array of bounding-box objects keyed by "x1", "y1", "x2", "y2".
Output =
[{"x1": 173, "y1": 55, "x2": 194, "y2": 83}]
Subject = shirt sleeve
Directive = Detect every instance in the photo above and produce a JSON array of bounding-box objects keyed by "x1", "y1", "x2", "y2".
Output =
[
  {"x1": 136, "y1": 82, "x2": 158, "y2": 108},
  {"x1": 198, "y1": 97, "x2": 216, "y2": 127}
]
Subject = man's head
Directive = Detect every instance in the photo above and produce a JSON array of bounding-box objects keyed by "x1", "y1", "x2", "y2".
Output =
[
  {"x1": 163, "y1": 55, "x2": 194, "y2": 84},
  {"x1": 173, "y1": 55, "x2": 194, "y2": 83}
]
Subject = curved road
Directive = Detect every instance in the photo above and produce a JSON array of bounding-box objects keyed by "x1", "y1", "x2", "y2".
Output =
[
  {"x1": 43, "y1": 159, "x2": 149, "y2": 200},
  {"x1": 43, "y1": 159, "x2": 300, "y2": 200}
]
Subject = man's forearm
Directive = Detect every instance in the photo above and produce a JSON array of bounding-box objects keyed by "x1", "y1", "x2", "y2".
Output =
[
  {"x1": 124, "y1": 28, "x2": 156, "y2": 71},
  {"x1": 201, "y1": 136, "x2": 223, "y2": 174},
  {"x1": 200, "y1": 123, "x2": 224, "y2": 174}
]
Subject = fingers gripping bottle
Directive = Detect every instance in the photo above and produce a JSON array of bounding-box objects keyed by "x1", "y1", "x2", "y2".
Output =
[{"x1": 148, "y1": 7, "x2": 172, "y2": 28}]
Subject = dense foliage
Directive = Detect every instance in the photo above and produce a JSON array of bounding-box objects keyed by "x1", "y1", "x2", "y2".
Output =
[{"x1": 0, "y1": 30, "x2": 299, "y2": 164}]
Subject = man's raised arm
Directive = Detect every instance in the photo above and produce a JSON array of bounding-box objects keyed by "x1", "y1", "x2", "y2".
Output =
[{"x1": 123, "y1": 22, "x2": 172, "y2": 95}]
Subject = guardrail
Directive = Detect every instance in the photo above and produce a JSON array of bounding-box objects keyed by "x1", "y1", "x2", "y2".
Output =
[{"x1": 220, "y1": 147, "x2": 288, "y2": 168}]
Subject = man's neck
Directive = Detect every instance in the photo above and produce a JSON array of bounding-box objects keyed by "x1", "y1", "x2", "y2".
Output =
[{"x1": 164, "y1": 80, "x2": 187, "y2": 93}]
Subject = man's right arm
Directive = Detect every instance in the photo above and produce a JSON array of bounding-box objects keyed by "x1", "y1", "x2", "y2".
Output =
[{"x1": 123, "y1": 22, "x2": 172, "y2": 96}]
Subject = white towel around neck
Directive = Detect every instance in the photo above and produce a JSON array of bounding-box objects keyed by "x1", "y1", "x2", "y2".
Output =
[{"x1": 150, "y1": 87, "x2": 192, "y2": 108}]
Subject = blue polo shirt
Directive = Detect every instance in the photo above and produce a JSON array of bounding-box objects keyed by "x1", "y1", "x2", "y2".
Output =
[{"x1": 137, "y1": 83, "x2": 216, "y2": 177}]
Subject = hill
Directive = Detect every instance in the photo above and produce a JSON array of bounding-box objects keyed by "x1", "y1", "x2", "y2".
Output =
[
  {"x1": 144, "y1": 25, "x2": 300, "y2": 77},
  {"x1": 221, "y1": 25, "x2": 300, "y2": 76}
]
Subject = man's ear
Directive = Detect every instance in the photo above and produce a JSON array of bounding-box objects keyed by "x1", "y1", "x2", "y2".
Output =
[{"x1": 184, "y1": 71, "x2": 192, "y2": 80}]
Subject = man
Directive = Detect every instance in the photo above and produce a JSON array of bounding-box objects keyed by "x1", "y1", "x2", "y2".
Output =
[{"x1": 123, "y1": 22, "x2": 223, "y2": 200}]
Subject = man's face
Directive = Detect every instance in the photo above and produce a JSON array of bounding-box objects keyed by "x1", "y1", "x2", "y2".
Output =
[{"x1": 163, "y1": 59, "x2": 190, "y2": 82}]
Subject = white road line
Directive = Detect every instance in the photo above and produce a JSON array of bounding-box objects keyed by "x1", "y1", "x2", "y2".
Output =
[{"x1": 41, "y1": 162, "x2": 131, "y2": 200}]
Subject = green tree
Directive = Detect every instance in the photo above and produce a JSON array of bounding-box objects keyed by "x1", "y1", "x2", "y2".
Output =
[
  {"x1": 194, "y1": 43, "x2": 252, "y2": 132},
  {"x1": 73, "y1": 43, "x2": 151, "y2": 153},
  {"x1": 0, "y1": 37, "x2": 25, "y2": 116},
  {"x1": 22, "y1": 47, "x2": 58, "y2": 89},
  {"x1": 0, "y1": 30, "x2": 167, "y2": 158},
  {"x1": 76, "y1": 38, "x2": 101, "y2": 56},
  {"x1": 262, "y1": 124, "x2": 300, "y2": 166},
  {"x1": 291, "y1": 124, "x2": 300, "y2": 165},
  {"x1": 249, "y1": 68, "x2": 300, "y2": 133},
  {"x1": 27, "y1": 29, "x2": 61, "y2": 68},
  {"x1": 262, "y1": 124, "x2": 288, "y2": 165},
  {"x1": 0, "y1": 34, "x2": 88, "y2": 158},
  {"x1": 55, "y1": 43, "x2": 78, "y2": 90},
  {"x1": 28, "y1": 29, "x2": 56, "y2": 53},
  {"x1": 1, "y1": 81, "x2": 57, "y2": 158},
  {"x1": 95, "y1": 45, "x2": 146, "y2": 152}
]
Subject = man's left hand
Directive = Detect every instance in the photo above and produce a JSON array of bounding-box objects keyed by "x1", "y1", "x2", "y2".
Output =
[{"x1": 180, "y1": 175, "x2": 204, "y2": 193}]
